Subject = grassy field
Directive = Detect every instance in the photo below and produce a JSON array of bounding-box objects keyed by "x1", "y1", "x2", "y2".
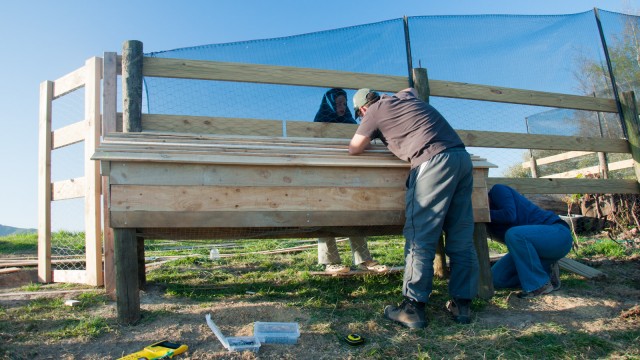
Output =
[{"x1": 0, "y1": 232, "x2": 638, "y2": 359}]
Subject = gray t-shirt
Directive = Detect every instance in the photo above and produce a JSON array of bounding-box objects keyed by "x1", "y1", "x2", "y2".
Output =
[{"x1": 355, "y1": 89, "x2": 464, "y2": 168}]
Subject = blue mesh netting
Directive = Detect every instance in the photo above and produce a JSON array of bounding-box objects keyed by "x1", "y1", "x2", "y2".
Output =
[
  {"x1": 141, "y1": 10, "x2": 640, "y2": 176},
  {"x1": 144, "y1": 19, "x2": 407, "y2": 121}
]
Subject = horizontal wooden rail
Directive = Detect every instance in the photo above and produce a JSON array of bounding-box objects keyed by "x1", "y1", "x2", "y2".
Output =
[
  {"x1": 487, "y1": 177, "x2": 639, "y2": 194},
  {"x1": 142, "y1": 57, "x2": 409, "y2": 93},
  {"x1": 457, "y1": 130, "x2": 630, "y2": 153},
  {"x1": 142, "y1": 57, "x2": 617, "y2": 112},
  {"x1": 139, "y1": 115, "x2": 632, "y2": 154},
  {"x1": 542, "y1": 159, "x2": 634, "y2": 178},
  {"x1": 522, "y1": 151, "x2": 594, "y2": 168},
  {"x1": 52, "y1": 120, "x2": 85, "y2": 149},
  {"x1": 429, "y1": 80, "x2": 617, "y2": 112},
  {"x1": 53, "y1": 66, "x2": 87, "y2": 99},
  {"x1": 52, "y1": 177, "x2": 85, "y2": 200}
]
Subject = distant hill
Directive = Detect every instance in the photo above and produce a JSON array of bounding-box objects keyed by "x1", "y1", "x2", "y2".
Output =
[{"x1": 0, "y1": 224, "x2": 37, "y2": 236}]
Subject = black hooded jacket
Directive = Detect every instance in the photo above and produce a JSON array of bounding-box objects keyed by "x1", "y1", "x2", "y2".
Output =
[{"x1": 313, "y1": 88, "x2": 357, "y2": 124}]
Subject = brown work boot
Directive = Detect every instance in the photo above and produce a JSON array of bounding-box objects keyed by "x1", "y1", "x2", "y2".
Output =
[
  {"x1": 383, "y1": 298, "x2": 427, "y2": 329},
  {"x1": 445, "y1": 298, "x2": 472, "y2": 324},
  {"x1": 517, "y1": 281, "x2": 554, "y2": 299}
]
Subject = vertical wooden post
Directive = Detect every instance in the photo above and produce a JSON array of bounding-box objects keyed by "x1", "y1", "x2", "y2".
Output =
[
  {"x1": 412, "y1": 68, "x2": 429, "y2": 103},
  {"x1": 102, "y1": 52, "x2": 118, "y2": 298},
  {"x1": 412, "y1": 67, "x2": 448, "y2": 278},
  {"x1": 114, "y1": 228, "x2": 141, "y2": 324},
  {"x1": 473, "y1": 223, "x2": 494, "y2": 299},
  {"x1": 84, "y1": 57, "x2": 103, "y2": 287},
  {"x1": 594, "y1": 93, "x2": 609, "y2": 179},
  {"x1": 433, "y1": 233, "x2": 449, "y2": 279},
  {"x1": 620, "y1": 91, "x2": 640, "y2": 188},
  {"x1": 122, "y1": 40, "x2": 143, "y2": 133},
  {"x1": 38, "y1": 81, "x2": 54, "y2": 283},
  {"x1": 122, "y1": 40, "x2": 147, "y2": 289},
  {"x1": 528, "y1": 151, "x2": 539, "y2": 178}
]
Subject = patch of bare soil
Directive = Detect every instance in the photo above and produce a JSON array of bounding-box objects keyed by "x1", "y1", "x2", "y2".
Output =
[{"x1": 1, "y1": 256, "x2": 639, "y2": 359}]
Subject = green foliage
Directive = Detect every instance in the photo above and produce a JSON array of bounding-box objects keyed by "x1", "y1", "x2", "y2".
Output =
[
  {"x1": 0, "y1": 232, "x2": 37, "y2": 254},
  {"x1": 573, "y1": 237, "x2": 629, "y2": 258}
]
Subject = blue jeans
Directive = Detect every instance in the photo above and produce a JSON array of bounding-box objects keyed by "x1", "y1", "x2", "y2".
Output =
[
  {"x1": 491, "y1": 223, "x2": 573, "y2": 292},
  {"x1": 402, "y1": 148, "x2": 479, "y2": 303}
]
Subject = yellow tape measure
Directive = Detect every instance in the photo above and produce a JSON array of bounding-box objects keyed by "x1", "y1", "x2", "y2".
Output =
[{"x1": 345, "y1": 333, "x2": 365, "y2": 346}]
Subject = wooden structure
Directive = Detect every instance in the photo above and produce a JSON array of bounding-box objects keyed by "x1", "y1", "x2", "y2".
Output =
[
  {"x1": 39, "y1": 39, "x2": 640, "y2": 324},
  {"x1": 38, "y1": 57, "x2": 103, "y2": 286}
]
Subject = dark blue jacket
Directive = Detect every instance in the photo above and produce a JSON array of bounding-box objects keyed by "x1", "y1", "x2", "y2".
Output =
[
  {"x1": 488, "y1": 184, "x2": 566, "y2": 240},
  {"x1": 314, "y1": 88, "x2": 357, "y2": 124}
]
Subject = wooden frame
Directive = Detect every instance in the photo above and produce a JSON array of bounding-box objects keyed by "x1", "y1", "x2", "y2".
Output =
[
  {"x1": 37, "y1": 58, "x2": 104, "y2": 287},
  {"x1": 36, "y1": 37, "x2": 640, "y2": 324}
]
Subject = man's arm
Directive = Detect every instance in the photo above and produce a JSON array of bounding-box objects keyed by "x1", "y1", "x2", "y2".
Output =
[{"x1": 349, "y1": 133, "x2": 371, "y2": 155}]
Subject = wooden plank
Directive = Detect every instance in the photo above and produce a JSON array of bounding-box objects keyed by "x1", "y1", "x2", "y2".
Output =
[
  {"x1": 429, "y1": 79, "x2": 617, "y2": 113},
  {"x1": 542, "y1": 159, "x2": 634, "y2": 178},
  {"x1": 103, "y1": 52, "x2": 118, "y2": 297},
  {"x1": 84, "y1": 57, "x2": 103, "y2": 287},
  {"x1": 110, "y1": 185, "x2": 406, "y2": 212},
  {"x1": 38, "y1": 81, "x2": 53, "y2": 283},
  {"x1": 52, "y1": 121, "x2": 86, "y2": 149},
  {"x1": 142, "y1": 114, "x2": 284, "y2": 136},
  {"x1": 137, "y1": 225, "x2": 405, "y2": 240},
  {"x1": 522, "y1": 151, "x2": 594, "y2": 168},
  {"x1": 95, "y1": 151, "x2": 410, "y2": 168},
  {"x1": 103, "y1": 52, "x2": 118, "y2": 135},
  {"x1": 52, "y1": 177, "x2": 85, "y2": 200},
  {"x1": 458, "y1": 130, "x2": 630, "y2": 153},
  {"x1": 107, "y1": 162, "x2": 408, "y2": 188},
  {"x1": 487, "y1": 177, "x2": 640, "y2": 194},
  {"x1": 558, "y1": 257, "x2": 606, "y2": 279},
  {"x1": 142, "y1": 57, "x2": 409, "y2": 92},
  {"x1": 0, "y1": 267, "x2": 21, "y2": 275},
  {"x1": 110, "y1": 210, "x2": 407, "y2": 228},
  {"x1": 52, "y1": 270, "x2": 87, "y2": 284},
  {"x1": 53, "y1": 65, "x2": 85, "y2": 98},
  {"x1": 286, "y1": 121, "x2": 357, "y2": 138}
]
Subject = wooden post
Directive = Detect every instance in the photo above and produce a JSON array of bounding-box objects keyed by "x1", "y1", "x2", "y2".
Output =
[
  {"x1": 38, "y1": 81, "x2": 54, "y2": 283},
  {"x1": 473, "y1": 223, "x2": 494, "y2": 299},
  {"x1": 528, "y1": 151, "x2": 539, "y2": 178},
  {"x1": 433, "y1": 233, "x2": 449, "y2": 279},
  {"x1": 137, "y1": 236, "x2": 146, "y2": 289},
  {"x1": 84, "y1": 57, "x2": 103, "y2": 287},
  {"x1": 412, "y1": 68, "x2": 429, "y2": 103},
  {"x1": 103, "y1": 52, "x2": 118, "y2": 299},
  {"x1": 122, "y1": 40, "x2": 143, "y2": 133},
  {"x1": 114, "y1": 228, "x2": 140, "y2": 324},
  {"x1": 620, "y1": 91, "x2": 640, "y2": 189}
]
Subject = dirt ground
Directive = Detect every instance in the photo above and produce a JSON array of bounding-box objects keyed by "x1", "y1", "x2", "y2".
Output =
[{"x1": 1, "y1": 255, "x2": 639, "y2": 359}]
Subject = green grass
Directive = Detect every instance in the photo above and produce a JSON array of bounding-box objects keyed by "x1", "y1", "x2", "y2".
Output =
[
  {"x1": 1, "y1": 232, "x2": 639, "y2": 358},
  {"x1": 0, "y1": 232, "x2": 37, "y2": 254}
]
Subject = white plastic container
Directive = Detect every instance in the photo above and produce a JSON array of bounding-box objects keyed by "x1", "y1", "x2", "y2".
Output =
[
  {"x1": 209, "y1": 248, "x2": 220, "y2": 260},
  {"x1": 206, "y1": 314, "x2": 261, "y2": 353},
  {"x1": 253, "y1": 322, "x2": 300, "y2": 344}
]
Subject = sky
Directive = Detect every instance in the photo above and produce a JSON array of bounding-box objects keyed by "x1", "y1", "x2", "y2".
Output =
[{"x1": 2, "y1": 0, "x2": 639, "y2": 232}]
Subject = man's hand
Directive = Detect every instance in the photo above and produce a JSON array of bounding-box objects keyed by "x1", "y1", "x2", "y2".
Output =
[{"x1": 349, "y1": 133, "x2": 371, "y2": 155}]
